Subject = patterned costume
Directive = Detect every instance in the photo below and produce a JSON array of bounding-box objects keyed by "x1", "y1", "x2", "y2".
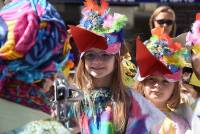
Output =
[{"x1": 65, "y1": 88, "x2": 165, "y2": 134}]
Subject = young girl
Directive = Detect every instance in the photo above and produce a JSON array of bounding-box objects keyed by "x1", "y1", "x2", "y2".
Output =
[
  {"x1": 65, "y1": 0, "x2": 166, "y2": 133},
  {"x1": 134, "y1": 27, "x2": 190, "y2": 133},
  {"x1": 180, "y1": 66, "x2": 200, "y2": 105}
]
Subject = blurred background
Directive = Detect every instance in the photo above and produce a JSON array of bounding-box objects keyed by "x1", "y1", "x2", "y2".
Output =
[
  {"x1": 48, "y1": 0, "x2": 200, "y2": 63},
  {"x1": 1, "y1": 0, "x2": 200, "y2": 63}
]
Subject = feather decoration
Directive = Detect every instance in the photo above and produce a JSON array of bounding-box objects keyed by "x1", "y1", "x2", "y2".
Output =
[
  {"x1": 84, "y1": 0, "x2": 99, "y2": 12},
  {"x1": 163, "y1": 55, "x2": 186, "y2": 67},
  {"x1": 196, "y1": 12, "x2": 200, "y2": 20},
  {"x1": 99, "y1": 0, "x2": 109, "y2": 15},
  {"x1": 169, "y1": 42, "x2": 182, "y2": 52},
  {"x1": 112, "y1": 14, "x2": 128, "y2": 32},
  {"x1": 84, "y1": 0, "x2": 108, "y2": 15}
]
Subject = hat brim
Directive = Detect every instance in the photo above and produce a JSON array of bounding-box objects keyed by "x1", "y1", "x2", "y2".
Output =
[{"x1": 69, "y1": 25, "x2": 107, "y2": 53}]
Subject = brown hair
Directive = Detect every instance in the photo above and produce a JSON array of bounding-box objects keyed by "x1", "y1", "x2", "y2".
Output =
[
  {"x1": 149, "y1": 5, "x2": 176, "y2": 37},
  {"x1": 75, "y1": 55, "x2": 131, "y2": 132},
  {"x1": 134, "y1": 80, "x2": 180, "y2": 110}
]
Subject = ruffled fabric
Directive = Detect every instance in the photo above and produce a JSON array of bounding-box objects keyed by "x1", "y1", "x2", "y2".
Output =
[
  {"x1": 0, "y1": 0, "x2": 74, "y2": 113},
  {"x1": 159, "y1": 112, "x2": 190, "y2": 134},
  {"x1": 186, "y1": 13, "x2": 200, "y2": 54}
]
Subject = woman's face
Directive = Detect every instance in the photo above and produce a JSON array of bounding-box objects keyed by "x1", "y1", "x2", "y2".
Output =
[
  {"x1": 143, "y1": 76, "x2": 175, "y2": 106},
  {"x1": 154, "y1": 12, "x2": 174, "y2": 35},
  {"x1": 84, "y1": 48, "x2": 115, "y2": 79}
]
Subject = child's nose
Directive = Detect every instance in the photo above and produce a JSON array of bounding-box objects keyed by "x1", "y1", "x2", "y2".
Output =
[{"x1": 154, "y1": 82, "x2": 160, "y2": 88}]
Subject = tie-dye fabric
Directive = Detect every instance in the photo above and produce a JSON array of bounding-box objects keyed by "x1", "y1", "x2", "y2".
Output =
[
  {"x1": 159, "y1": 111, "x2": 190, "y2": 134},
  {"x1": 0, "y1": 0, "x2": 73, "y2": 113},
  {"x1": 67, "y1": 88, "x2": 165, "y2": 134}
]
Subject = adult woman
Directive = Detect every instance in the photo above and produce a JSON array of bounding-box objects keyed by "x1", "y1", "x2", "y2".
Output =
[{"x1": 149, "y1": 6, "x2": 176, "y2": 37}]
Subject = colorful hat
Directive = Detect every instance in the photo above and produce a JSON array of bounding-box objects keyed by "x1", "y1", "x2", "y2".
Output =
[
  {"x1": 0, "y1": 0, "x2": 73, "y2": 113},
  {"x1": 69, "y1": 0, "x2": 127, "y2": 54},
  {"x1": 136, "y1": 27, "x2": 189, "y2": 82},
  {"x1": 186, "y1": 12, "x2": 200, "y2": 54}
]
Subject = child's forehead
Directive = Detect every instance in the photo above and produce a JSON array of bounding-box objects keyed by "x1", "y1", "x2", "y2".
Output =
[
  {"x1": 146, "y1": 75, "x2": 165, "y2": 81},
  {"x1": 86, "y1": 48, "x2": 107, "y2": 53}
]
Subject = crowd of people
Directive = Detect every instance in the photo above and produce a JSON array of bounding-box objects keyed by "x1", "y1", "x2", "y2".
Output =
[{"x1": 0, "y1": 0, "x2": 200, "y2": 134}]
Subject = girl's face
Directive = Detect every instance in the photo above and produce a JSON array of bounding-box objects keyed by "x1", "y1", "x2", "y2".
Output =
[
  {"x1": 143, "y1": 76, "x2": 175, "y2": 107},
  {"x1": 84, "y1": 48, "x2": 115, "y2": 79},
  {"x1": 154, "y1": 12, "x2": 174, "y2": 35},
  {"x1": 180, "y1": 83, "x2": 198, "y2": 103}
]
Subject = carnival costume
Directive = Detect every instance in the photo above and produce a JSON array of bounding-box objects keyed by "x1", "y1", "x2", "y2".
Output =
[{"x1": 68, "y1": 0, "x2": 165, "y2": 134}]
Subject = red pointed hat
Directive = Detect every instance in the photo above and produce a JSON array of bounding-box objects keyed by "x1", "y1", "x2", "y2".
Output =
[
  {"x1": 69, "y1": 0, "x2": 127, "y2": 54},
  {"x1": 69, "y1": 25, "x2": 107, "y2": 53},
  {"x1": 135, "y1": 27, "x2": 188, "y2": 81},
  {"x1": 136, "y1": 37, "x2": 172, "y2": 78}
]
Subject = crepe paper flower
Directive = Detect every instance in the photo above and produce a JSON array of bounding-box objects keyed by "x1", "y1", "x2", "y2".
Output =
[
  {"x1": 80, "y1": 0, "x2": 127, "y2": 35},
  {"x1": 145, "y1": 27, "x2": 188, "y2": 75},
  {"x1": 186, "y1": 15, "x2": 200, "y2": 47},
  {"x1": 169, "y1": 42, "x2": 182, "y2": 52}
]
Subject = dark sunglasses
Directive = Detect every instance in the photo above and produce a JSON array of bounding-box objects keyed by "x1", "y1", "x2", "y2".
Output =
[
  {"x1": 83, "y1": 52, "x2": 114, "y2": 61},
  {"x1": 155, "y1": 19, "x2": 174, "y2": 26}
]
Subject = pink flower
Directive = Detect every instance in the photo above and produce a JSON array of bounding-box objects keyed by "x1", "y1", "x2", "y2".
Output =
[
  {"x1": 186, "y1": 32, "x2": 194, "y2": 46},
  {"x1": 103, "y1": 14, "x2": 113, "y2": 28},
  {"x1": 186, "y1": 20, "x2": 200, "y2": 46},
  {"x1": 192, "y1": 20, "x2": 200, "y2": 36}
]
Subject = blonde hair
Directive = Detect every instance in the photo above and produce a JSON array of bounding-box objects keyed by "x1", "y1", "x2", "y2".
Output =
[
  {"x1": 134, "y1": 80, "x2": 180, "y2": 110},
  {"x1": 149, "y1": 5, "x2": 176, "y2": 37},
  {"x1": 75, "y1": 55, "x2": 131, "y2": 132}
]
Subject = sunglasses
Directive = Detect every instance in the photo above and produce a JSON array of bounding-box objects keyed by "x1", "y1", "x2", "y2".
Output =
[
  {"x1": 83, "y1": 52, "x2": 114, "y2": 61},
  {"x1": 155, "y1": 19, "x2": 174, "y2": 26}
]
